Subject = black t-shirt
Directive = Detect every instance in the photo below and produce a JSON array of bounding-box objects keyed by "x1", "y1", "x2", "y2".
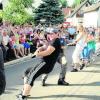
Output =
[
  {"x1": 43, "y1": 38, "x2": 61, "y2": 65},
  {"x1": 59, "y1": 37, "x2": 66, "y2": 53}
]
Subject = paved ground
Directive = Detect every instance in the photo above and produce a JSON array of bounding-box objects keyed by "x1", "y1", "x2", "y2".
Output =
[
  {"x1": 0, "y1": 46, "x2": 100, "y2": 100},
  {"x1": 1, "y1": 57, "x2": 100, "y2": 100}
]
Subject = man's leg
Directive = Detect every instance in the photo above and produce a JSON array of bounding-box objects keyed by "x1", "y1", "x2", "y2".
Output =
[
  {"x1": 58, "y1": 56, "x2": 69, "y2": 85},
  {"x1": 17, "y1": 60, "x2": 46, "y2": 100},
  {"x1": 41, "y1": 74, "x2": 48, "y2": 86},
  {"x1": 23, "y1": 84, "x2": 32, "y2": 96}
]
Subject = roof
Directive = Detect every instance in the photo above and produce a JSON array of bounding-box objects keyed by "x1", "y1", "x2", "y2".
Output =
[
  {"x1": 68, "y1": 0, "x2": 89, "y2": 18},
  {"x1": 83, "y1": 2, "x2": 100, "y2": 13}
]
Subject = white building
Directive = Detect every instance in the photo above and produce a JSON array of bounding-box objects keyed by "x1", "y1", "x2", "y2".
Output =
[
  {"x1": 67, "y1": 0, "x2": 100, "y2": 28},
  {"x1": 83, "y1": 2, "x2": 100, "y2": 27},
  {"x1": 67, "y1": 0, "x2": 89, "y2": 26}
]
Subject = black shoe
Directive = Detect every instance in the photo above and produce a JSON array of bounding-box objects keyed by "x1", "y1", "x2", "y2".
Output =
[
  {"x1": 80, "y1": 64, "x2": 85, "y2": 70},
  {"x1": 58, "y1": 80, "x2": 69, "y2": 86},
  {"x1": 71, "y1": 68, "x2": 78, "y2": 72},
  {"x1": 16, "y1": 94, "x2": 27, "y2": 100}
]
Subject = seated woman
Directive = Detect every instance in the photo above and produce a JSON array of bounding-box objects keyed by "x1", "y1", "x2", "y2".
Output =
[{"x1": 9, "y1": 32, "x2": 24, "y2": 59}]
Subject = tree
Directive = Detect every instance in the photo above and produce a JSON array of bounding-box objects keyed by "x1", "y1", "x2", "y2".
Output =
[
  {"x1": 59, "y1": 0, "x2": 68, "y2": 8},
  {"x1": 72, "y1": 0, "x2": 81, "y2": 8},
  {"x1": 9, "y1": 0, "x2": 33, "y2": 8},
  {"x1": 34, "y1": 0, "x2": 64, "y2": 26},
  {"x1": 3, "y1": 0, "x2": 34, "y2": 25}
]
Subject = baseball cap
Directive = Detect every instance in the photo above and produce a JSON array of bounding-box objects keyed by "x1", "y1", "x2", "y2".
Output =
[
  {"x1": 45, "y1": 28, "x2": 59, "y2": 34},
  {"x1": 45, "y1": 28, "x2": 53, "y2": 33},
  {"x1": 52, "y1": 28, "x2": 59, "y2": 33}
]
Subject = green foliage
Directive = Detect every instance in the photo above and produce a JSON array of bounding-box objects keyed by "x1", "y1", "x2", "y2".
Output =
[
  {"x1": 3, "y1": 0, "x2": 34, "y2": 25},
  {"x1": 9, "y1": 0, "x2": 33, "y2": 8},
  {"x1": 34, "y1": 0, "x2": 64, "y2": 26},
  {"x1": 0, "y1": 11, "x2": 2, "y2": 18},
  {"x1": 71, "y1": 0, "x2": 81, "y2": 8},
  {"x1": 59, "y1": 0, "x2": 68, "y2": 8}
]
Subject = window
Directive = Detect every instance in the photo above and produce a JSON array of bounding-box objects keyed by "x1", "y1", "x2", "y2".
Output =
[{"x1": 76, "y1": 10, "x2": 84, "y2": 18}]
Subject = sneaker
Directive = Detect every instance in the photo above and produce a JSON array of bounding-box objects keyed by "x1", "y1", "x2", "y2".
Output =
[
  {"x1": 16, "y1": 91, "x2": 30, "y2": 97},
  {"x1": 80, "y1": 64, "x2": 85, "y2": 70},
  {"x1": 58, "y1": 80, "x2": 69, "y2": 86},
  {"x1": 16, "y1": 94, "x2": 27, "y2": 100},
  {"x1": 71, "y1": 68, "x2": 78, "y2": 72}
]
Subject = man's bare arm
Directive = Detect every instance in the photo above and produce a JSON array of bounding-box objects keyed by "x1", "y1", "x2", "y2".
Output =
[{"x1": 34, "y1": 45, "x2": 55, "y2": 57}]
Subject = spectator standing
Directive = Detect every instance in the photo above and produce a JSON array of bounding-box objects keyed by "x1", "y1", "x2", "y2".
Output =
[
  {"x1": 67, "y1": 26, "x2": 76, "y2": 40},
  {"x1": 71, "y1": 25, "x2": 88, "y2": 72},
  {"x1": 0, "y1": 27, "x2": 6, "y2": 95},
  {"x1": 1, "y1": 29, "x2": 9, "y2": 61}
]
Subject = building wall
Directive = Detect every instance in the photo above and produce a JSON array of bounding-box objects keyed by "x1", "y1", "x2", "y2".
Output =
[
  {"x1": 68, "y1": 11, "x2": 98, "y2": 27},
  {"x1": 97, "y1": 7, "x2": 100, "y2": 27},
  {"x1": 72, "y1": 15, "x2": 78, "y2": 26},
  {"x1": 83, "y1": 11, "x2": 98, "y2": 27},
  {"x1": 68, "y1": 15, "x2": 83, "y2": 26}
]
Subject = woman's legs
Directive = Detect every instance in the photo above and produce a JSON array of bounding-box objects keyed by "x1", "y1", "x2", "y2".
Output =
[{"x1": 72, "y1": 46, "x2": 83, "y2": 71}]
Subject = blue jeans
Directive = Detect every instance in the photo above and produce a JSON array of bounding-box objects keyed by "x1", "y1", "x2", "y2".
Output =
[{"x1": 81, "y1": 46, "x2": 95, "y2": 60}]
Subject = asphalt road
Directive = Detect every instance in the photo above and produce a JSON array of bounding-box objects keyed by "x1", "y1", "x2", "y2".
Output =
[
  {"x1": 5, "y1": 46, "x2": 75, "y2": 88},
  {"x1": 1, "y1": 46, "x2": 100, "y2": 100}
]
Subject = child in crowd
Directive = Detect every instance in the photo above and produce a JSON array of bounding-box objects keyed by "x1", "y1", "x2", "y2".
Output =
[{"x1": 19, "y1": 33, "x2": 30, "y2": 56}]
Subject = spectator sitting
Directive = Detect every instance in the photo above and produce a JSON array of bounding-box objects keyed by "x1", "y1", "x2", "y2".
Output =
[
  {"x1": 13, "y1": 27, "x2": 24, "y2": 57},
  {"x1": 9, "y1": 31, "x2": 24, "y2": 59},
  {"x1": 1, "y1": 29, "x2": 9, "y2": 62},
  {"x1": 19, "y1": 33, "x2": 30, "y2": 56}
]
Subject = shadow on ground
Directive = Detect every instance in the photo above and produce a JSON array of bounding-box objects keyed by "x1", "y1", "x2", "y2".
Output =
[{"x1": 28, "y1": 94, "x2": 100, "y2": 100}]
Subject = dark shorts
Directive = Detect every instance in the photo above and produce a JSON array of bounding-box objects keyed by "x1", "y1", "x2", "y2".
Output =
[{"x1": 22, "y1": 43, "x2": 30, "y2": 48}]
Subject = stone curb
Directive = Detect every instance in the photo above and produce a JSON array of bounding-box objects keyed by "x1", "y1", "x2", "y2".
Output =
[{"x1": 4, "y1": 55, "x2": 32, "y2": 66}]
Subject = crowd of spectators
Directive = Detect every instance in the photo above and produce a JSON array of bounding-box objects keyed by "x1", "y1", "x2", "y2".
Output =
[
  {"x1": 0, "y1": 23, "x2": 44, "y2": 62},
  {"x1": 0, "y1": 22, "x2": 100, "y2": 63}
]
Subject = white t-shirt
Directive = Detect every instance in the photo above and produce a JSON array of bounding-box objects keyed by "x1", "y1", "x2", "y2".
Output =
[
  {"x1": 3, "y1": 35, "x2": 9, "y2": 45},
  {"x1": 76, "y1": 32, "x2": 87, "y2": 48}
]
